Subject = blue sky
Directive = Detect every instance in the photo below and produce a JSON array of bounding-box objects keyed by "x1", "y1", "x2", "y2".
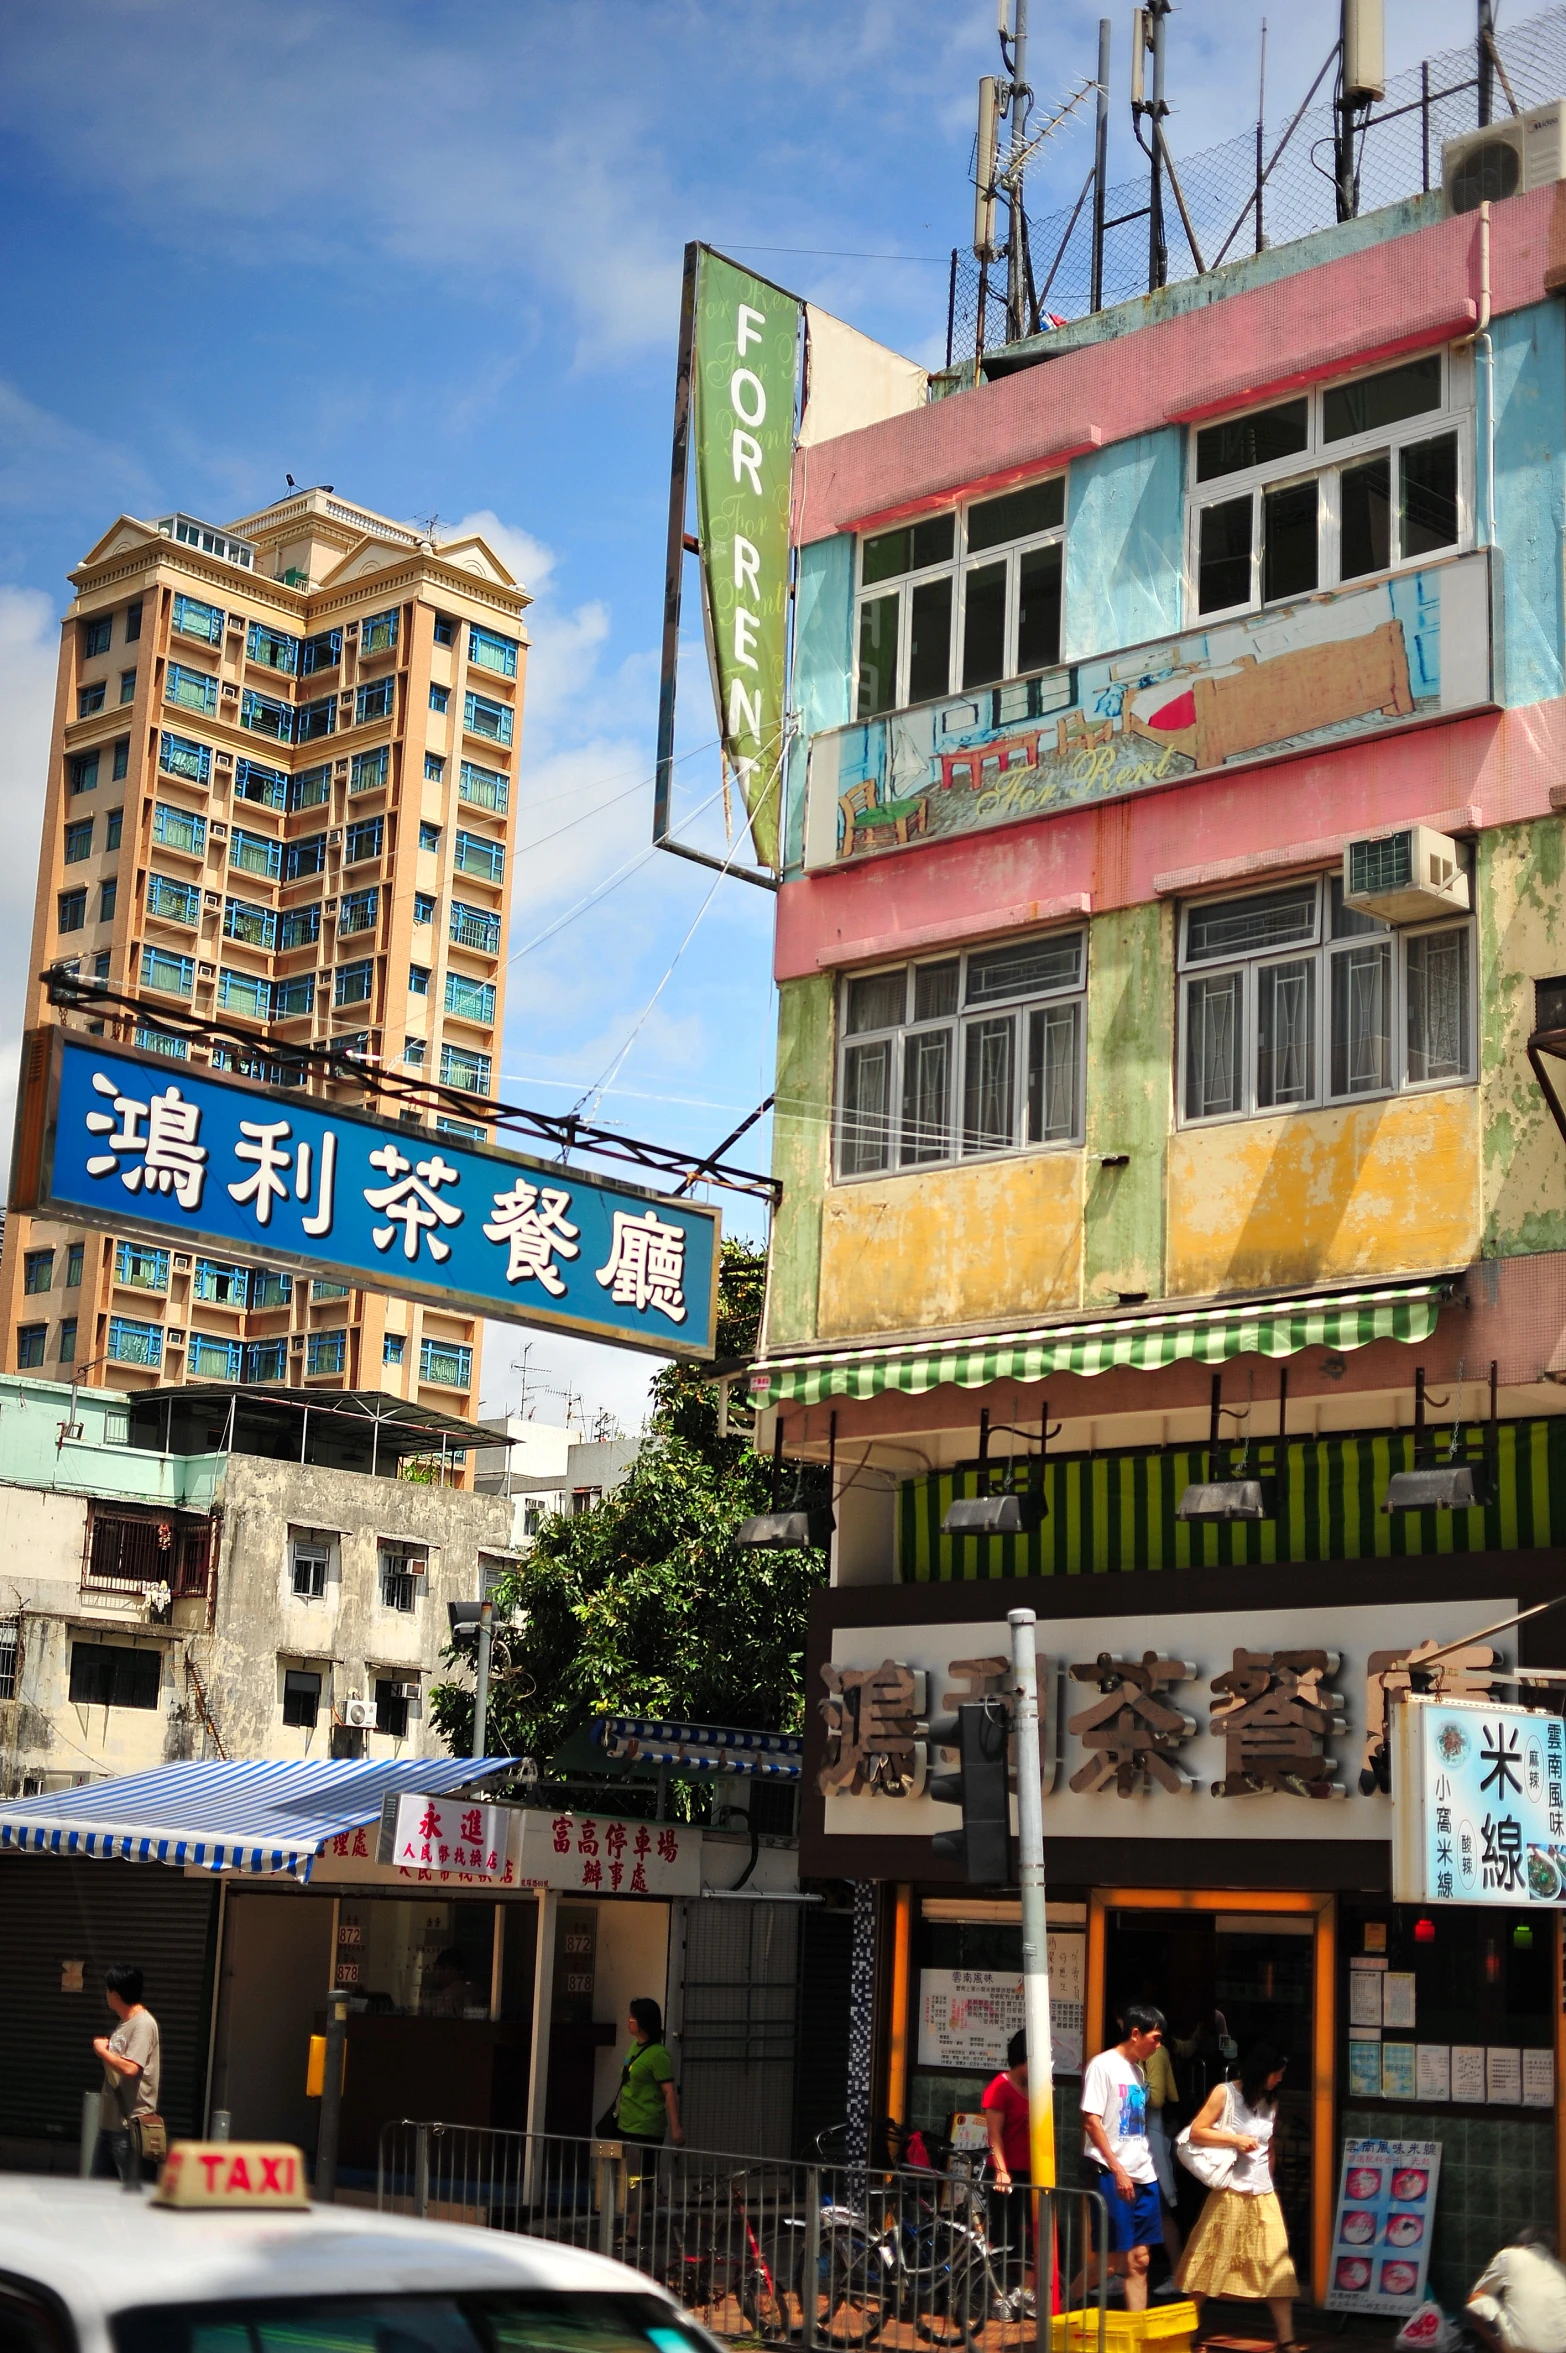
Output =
[{"x1": 0, "y1": 0, "x2": 1487, "y2": 1429}]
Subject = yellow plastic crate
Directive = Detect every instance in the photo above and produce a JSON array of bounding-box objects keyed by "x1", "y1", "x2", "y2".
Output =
[{"x1": 1051, "y1": 2300, "x2": 1199, "y2": 2353}]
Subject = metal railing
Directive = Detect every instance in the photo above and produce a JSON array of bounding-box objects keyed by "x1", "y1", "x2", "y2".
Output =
[{"x1": 378, "y1": 2121, "x2": 1109, "y2": 2349}]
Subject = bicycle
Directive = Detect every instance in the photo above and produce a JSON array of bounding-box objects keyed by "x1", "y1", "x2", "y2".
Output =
[{"x1": 801, "y1": 2119, "x2": 1011, "y2": 2349}]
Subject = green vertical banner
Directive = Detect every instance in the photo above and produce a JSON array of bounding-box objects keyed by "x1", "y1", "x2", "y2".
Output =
[{"x1": 691, "y1": 248, "x2": 800, "y2": 872}]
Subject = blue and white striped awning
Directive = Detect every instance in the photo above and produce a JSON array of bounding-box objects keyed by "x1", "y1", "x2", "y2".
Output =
[
  {"x1": 596, "y1": 1717, "x2": 802, "y2": 1781},
  {"x1": 0, "y1": 1756, "x2": 517, "y2": 1880}
]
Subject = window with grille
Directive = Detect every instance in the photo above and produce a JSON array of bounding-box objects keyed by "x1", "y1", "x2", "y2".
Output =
[
  {"x1": 296, "y1": 695, "x2": 336, "y2": 742},
  {"x1": 224, "y1": 896, "x2": 277, "y2": 949},
  {"x1": 340, "y1": 888, "x2": 379, "y2": 936},
  {"x1": 419, "y1": 1338, "x2": 471, "y2": 1389},
  {"x1": 246, "y1": 621, "x2": 300, "y2": 674},
  {"x1": 454, "y1": 829, "x2": 504, "y2": 883},
  {"x1": 307, "y1": 1329, "x2": 346, "y2": 1376},
  {"x1": 284, "y1": 834, "x2": 326, "y2": 881},
  {"x1": 152, "y1": 800, "x2": 206, "y2": 854},
  {"x1": 300, "y1": 630, "x2": 341, "y2": 676},
  {"x1": 166, "y1": 663, "x2": 218, "y2": 716},
  {"x1": 240, "y1": 687, "x2": 292, "y2": 741},
  {"x1": 335, "y1": 960, "x2": 373, "y2": 1007},
  {"x1": 148, "y1": 873, "x2": 201, "y2": 925},
  {"x1": 114, "y1": 1242, "x2": 168, "y2": 1291},
  {"x1": 374, "y1": 1676, "x2": 411, "y2": 1737},
  {"x1": 140, "y1": 944, "x2": 195, "y2": 998},
  {"x1": 836, "y1": 929, "x2": 1087, "y2": 1178},
  {"x1": 345, "y1": 817, "x2": 383, "y2": 864},
  {"x1": 463, "y1": 691, "x2": 513, "y2": 745},
  {"x1": 290, "y1": 1529, "x2": 333, "y2": 1599},
  {"x1": 440, "y1": 1043, "x2": 491, "y2": 1093},
  {"x1": 23, "y1": 1251, "x2": 53, "y2": 1296},
  {"x1": 355, "y1": 677, "x2": 395, "y2": 725},
  {"x1": 279, "y1": 903, "x2": 321, "y2": 949},
  {"x1": 361, "y1": 608, "x2": 399, "y2": 656},
  {"x1": 468, "y1": 624, "x2": 519, "y2": 677},
  {"x1": 1189, "y1": 353, "x2": 1470, "y2": 619},
  {"x1": 83, "y1": 615, "x2": 113, "y2": 657},
  {"x1": 379, "y1": 1543, "x2": 426, "y2": 1612},
  {"x1": 172, "y1": 594, "x2": 223, "y2": 645},
  {"x1": 234, "y1": 758, "x2": 287, "y2": 811},
  {"x1": 1178, "y1": 873, "x2": 1474, "y2": 1123},
  {"x1": 0, "y1": 1621, "x2": 16, "y2": 1703},
  {"x1": 350, "y1": 748, "x2": 389, "y2": 793}
]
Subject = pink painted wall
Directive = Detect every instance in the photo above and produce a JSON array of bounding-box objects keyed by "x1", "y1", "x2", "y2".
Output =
[
  {"x1": 794, "y1": 187, "x2": 1566, "y2": 542},
  {"x1": 775, "y1": 701, "x2": 1566, "y2": 981}
]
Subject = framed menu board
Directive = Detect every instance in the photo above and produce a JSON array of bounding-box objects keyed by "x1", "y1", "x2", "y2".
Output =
[{"x1": 1325, "y1": 2137, "x2": 1442, "y2": 2317}]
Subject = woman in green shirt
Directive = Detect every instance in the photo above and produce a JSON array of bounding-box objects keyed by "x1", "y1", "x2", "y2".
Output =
[{"x1": 615, "y1": 1998, "x2": 685, "y2": 2146}]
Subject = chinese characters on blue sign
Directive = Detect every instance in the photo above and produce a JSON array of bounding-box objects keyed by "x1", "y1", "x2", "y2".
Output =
[
  {"x1": 1393, "y1": 1696, "x2": 1566, "y2": 1906},
  {"x1": 37, "y1": 1035, "x2": 720, "y2": 1356}
]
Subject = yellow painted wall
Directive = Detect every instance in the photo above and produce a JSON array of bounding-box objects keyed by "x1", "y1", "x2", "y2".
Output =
[
  {"x1": 1167, "y1": 1085, "x2": 1482, "y2": 1297},
  {"x1": 817, "y1": 1152, "x2": 1084, "y2": 1338}
]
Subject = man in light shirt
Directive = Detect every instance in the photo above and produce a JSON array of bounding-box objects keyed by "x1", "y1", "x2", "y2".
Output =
[
  {"x1": 1468, "y1": 2226, "x2": 1566, "y2": 2353},
  {"x1": 1077, "y1": 2001, "x2": 1167, "y2": 2312},
  {"x1": 91, "y1": 1963, "x2": 161, "y2": 2185}
]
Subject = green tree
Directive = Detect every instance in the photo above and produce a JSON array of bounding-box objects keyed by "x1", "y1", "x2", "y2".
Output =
[{"x1": 429, "y1": 1239, "x2": 823, "y2": 1766}]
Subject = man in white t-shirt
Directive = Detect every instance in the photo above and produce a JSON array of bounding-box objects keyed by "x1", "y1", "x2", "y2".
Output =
[
  {"x1": 1077, "y1": 2001, "x2": 1166, "y2": 2312},
  {"x1": 1469, "y1": 2227, "x2": 1566, "y2": 2353}
]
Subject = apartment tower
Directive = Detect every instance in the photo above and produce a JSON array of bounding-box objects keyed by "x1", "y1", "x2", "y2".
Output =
[{"x1": 0, "y1": 487, "x2": 526, "y2": 1411}]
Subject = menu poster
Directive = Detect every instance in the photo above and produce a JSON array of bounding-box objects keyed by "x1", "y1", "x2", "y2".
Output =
[
  {"x1": 1383, "y1": 1974, "x2": 1417, "y2": 2030},
  {"x1": 1416, "y1": 2046, "x2": 1451, "y2": 2102},
  {"x1": 1488, "y1": 2048, "x2": 1523, "y2": 2105},
  {"x1": 916, "y1": 1940, "x2": 1086, "y2": 2076},
  {"x1": 1382, "y1": 2044, "x2": 1417, "y2": 2100},
  {"x1": 1453, "y1": 2046, "x2": 1487, "y2": 2102},
  {"x1": 1349, "y1": 1971, "x2": 1384, "y2": 2028},
  {"x1": 1523, "y1": 2051, "x2": 1555, "y2": 2109},
  {"x1": 1349, "y1": 2042, "x2": 1384, "y2": 2098},
  {"x1": 1326, "y1": 2137, "x2": 1442, "y2": 2316}
]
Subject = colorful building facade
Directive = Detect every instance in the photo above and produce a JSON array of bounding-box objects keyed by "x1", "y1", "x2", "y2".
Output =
[{"x1": 755, "y1": 185, "x2": 1566, "y2": 2305}]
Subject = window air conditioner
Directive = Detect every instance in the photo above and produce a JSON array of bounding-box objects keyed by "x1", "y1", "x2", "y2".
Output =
[
  {"x1": 1342, "y1": 826, "x2": 1470, "y2": 924},
  {"x1": 215, "y1": 751, "x2": 233, "y2": 766},
  {"x1": 342, "y1": 1696, "x2": 378, "y2": 1730},
  {"x1": 203, "y1": 891, "x2": 220, "y2": 907},
  {"x1": 210, "y1": 823, "x2": 228, "y2": 840},
  {"x1": 1443, "y1": 102, "x2": 1566, "y2": 212},
  {"x1": 198, "y1": 962, "x2": 215, "y2": 977},
  {"x1": 395, "y1": 1681, "x2": 421, "y2": 1700},
  {"x1": 328, "y1": 830, "x2": 343, "y2": 845},
  {"x1": 325, "y1": 899, "x2": 339, "y2": 913}
]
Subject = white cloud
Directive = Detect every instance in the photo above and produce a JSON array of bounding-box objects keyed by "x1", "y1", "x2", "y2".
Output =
[{"x1": 0, "y1": 589, "x2": 58, "y2": 1136}]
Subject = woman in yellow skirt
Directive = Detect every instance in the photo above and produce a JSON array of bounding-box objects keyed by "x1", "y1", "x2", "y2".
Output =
[{"x1": 1175, "y1": 2045, "x2": 1304, "y2": 2350}]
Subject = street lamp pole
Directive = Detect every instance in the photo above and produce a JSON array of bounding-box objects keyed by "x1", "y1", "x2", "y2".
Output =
[
  {"x1": 1009, "y1": 1603, "x2": 1054, "y2": 2339},
  {"x1": 471, "y1": 1599, "x2": 495, "y2": 1759}
]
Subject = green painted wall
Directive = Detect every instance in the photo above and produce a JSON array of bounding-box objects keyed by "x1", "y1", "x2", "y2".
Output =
[
  {"x1": 766, "y1": 973, "x2": 834, "y2": 1349},
  {"x1": 1082, "y1": 900, "x2": 1172, "y2": 1302},
  {"x1": 1480, "y1": 813, "x2": 1566, "y2": 1257}
]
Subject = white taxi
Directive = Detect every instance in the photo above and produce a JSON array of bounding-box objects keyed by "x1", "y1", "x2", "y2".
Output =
[{"x1": 0, "y1": 2145, "x2": 719, "y2": 2353}]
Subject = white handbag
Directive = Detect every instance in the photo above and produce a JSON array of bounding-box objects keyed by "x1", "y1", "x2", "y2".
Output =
[{"x1": 1175, "y1": 2082, "x2": 1239, "y2": 2190}]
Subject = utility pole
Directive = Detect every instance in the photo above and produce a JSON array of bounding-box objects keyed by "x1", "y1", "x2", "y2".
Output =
[
  {"x1": 1478, "y1": 0, "x2": 1495, "y2": 125},
  {"x1": 1008, "y1": 1606, "x2": 1056, "y2": 2258},
  {"x1": 313, "y1": 1989, "x2": 349, "y2": 2202},
  {"x1": 1132, "y1": 4, "x2": 1171, "y2": 292},
  {"x1": 1090, "y1": 18, "x2": 1110, "y2": 312},
  {"x1": 1004, "y1": 0, "x2": 1031, "y2": 345},
  {"x1": 471, "y1": 1598, "x2": 495, "y2": 1759}
]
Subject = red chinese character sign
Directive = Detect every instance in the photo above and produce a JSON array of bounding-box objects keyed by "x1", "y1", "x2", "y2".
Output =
[
  {"x1": 516, "y1": 1810, "x2": 703, "y2": 1897},
  {"x1": 1392, "y1": 1697, "x2": 1566, "y2": 1905},
  {"x1": 382, "y1": 1792, "x2": 514, "y2": 1882}
]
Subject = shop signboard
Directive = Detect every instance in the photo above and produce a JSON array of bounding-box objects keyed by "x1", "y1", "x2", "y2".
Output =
[
  {"x1": 13, "y1": 1029, "x2": 721, "y2": 1358},
  {"x1": 516, "y1": 1810, "x2": 703, "y2": 1898},
  {"x1": 1391, "y1": 1696, "x2": 1566, "y2": 1905},
  {"x1": 916, "y1": 1935, "x2": 1085, "y2": 2076},
  {"x1": 377, "y1": 1791, "x2": 512, "y2": 1881},
  {"x1": 1325, "y1": 2138, "x2": 1441, "y2": 2316}
]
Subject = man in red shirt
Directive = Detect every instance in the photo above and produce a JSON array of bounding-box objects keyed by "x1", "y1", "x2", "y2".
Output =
[{"x1": 983, "y1": 2029, "x2": 1034, "y2": 2311}]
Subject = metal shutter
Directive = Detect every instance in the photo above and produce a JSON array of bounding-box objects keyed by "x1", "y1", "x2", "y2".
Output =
[
  {"x1": 791, "y1": 1904, "x2": 853, "y2": 2160},
  {"x1": 0, "y1": 1855, "x2": 217, "y2": 2145},
  {"x1": 678, "y1": 1898, "x2": 800, "y2": 2158}
]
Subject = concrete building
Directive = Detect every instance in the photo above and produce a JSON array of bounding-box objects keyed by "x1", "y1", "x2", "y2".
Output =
[
  {"x1": 0, "y1": 488, "x2": 528, "y2": 1418},
  {"x1": 0, "y1": 1370, "x2": 517, "y2": 1793},
  {"x1": 749, "y1": 177, "x2": 1566, "y2": 2303},
  {"x1": 473, "y1": 1415, "x2": 641, "y2": 1544}
]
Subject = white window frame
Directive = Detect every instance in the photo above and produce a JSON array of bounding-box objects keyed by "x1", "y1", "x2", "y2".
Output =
[
  {"x1": 1175, "y1": 872, "x2": 1477, "y2": 1129},
  {"x1": 1185, "y1": 347, "x2": 1475, "y2": 624},
  {"x1": 853, "y1": 476, "x2": 1068, "y2": 719},
  {"x1": 834, "y1": 928, "x2": 1088, "y2": 1182},
  {"x1": 288, "y1": 1529, "x2": 334, "y2": 1602}
]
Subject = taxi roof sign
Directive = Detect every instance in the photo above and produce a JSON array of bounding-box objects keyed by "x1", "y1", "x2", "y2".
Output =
[{"x1": 155, "y1": 2142, "x2": 310, "y2": 2210}]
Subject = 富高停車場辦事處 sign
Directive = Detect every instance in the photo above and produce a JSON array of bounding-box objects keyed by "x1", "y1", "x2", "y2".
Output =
[{"x1": 15, "y1": 1031, "x2": 720, "y2": 1357}]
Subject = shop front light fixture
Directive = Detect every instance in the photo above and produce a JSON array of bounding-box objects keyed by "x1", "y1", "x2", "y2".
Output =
[
  {"x1": 1176, "y1": 1479, "x2": 1272, "y2": 1522},
  {"x1": 1383, "y1": 1464, "x2": 1484, "y2": 1512}
]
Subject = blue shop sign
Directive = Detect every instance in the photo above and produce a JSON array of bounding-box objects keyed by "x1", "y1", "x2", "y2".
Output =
[{"x1": 24, "y1": 1032, "x2": 719, "y2": 1357}]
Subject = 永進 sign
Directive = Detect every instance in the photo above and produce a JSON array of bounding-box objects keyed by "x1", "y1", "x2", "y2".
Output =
[
  {"x1": 1325, "y1": 2138, "x2": 1441, "y2": 2316},
  {"x1": 1392, "y1": 1696, "x2": 1566, "y2": 1905},
  {"x1": 377, "y1": 1791, "x2": 512, "y2": 1880},
  {"x1": 516, "y1": 1810, "x2": 702, "y2": 1897},
  {"x1": 17, "y1": 1030, "x2": 719, "y2": 1357},
  {"x1": 690, "y1": 246, "x2": 801, "y2": 870}
]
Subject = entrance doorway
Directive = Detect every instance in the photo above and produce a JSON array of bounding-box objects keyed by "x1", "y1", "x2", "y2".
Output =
[{"x1": 1089, "y1": 1890, "x2": 1334, "y2": 2302}]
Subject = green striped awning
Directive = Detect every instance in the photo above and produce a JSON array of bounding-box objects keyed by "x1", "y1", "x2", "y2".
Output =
[{"x1": 747, "y1": 1278, "x2": 1456, "y2": 1409}]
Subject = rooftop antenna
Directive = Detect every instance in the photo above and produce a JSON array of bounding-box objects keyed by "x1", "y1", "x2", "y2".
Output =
[
  {"x1": 1337, "y1": 0, "x2": 1385, "y2": 220},
  {"x1": 1000, "y1": 0, "x2": 1031, "y2": 343}
]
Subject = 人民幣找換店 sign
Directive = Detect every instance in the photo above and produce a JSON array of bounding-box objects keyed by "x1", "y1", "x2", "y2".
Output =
[{"x1": 17, "y1": 1031, "x2": 720, "y2": 1357}]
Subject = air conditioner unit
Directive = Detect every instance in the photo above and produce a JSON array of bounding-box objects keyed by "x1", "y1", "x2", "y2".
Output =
[
  {"x1": 328, "y1": 829, "x2": 343, "y2": 845},
  {"x1": 203, "y1": 891, "x2": 220, "y2": 907},
  {"x1": 342, "y1": 1696, "x2": 378, "y2": 1730},
  {"x1": 210, "y1": 823, "x2": 228, "y2": 839},
  {"x1": 214, "y1": 750, "x2": 233, "y2": 766},
  {"x1": 395, "y1": 1681, "x2": 421, "y2": 1701},
  {"x1": 1443, "y1": 101, "x2": 1566, "y2": 213},
  {"x1": 324, "y1": 898, "x2": 339, "y2": 913},
  {"x1": 198, "y1": 962, "x2": 215, "y2": 977},
  {"x1": 1342, "y1": 826, "x2": 1470, "y2": 924}
]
